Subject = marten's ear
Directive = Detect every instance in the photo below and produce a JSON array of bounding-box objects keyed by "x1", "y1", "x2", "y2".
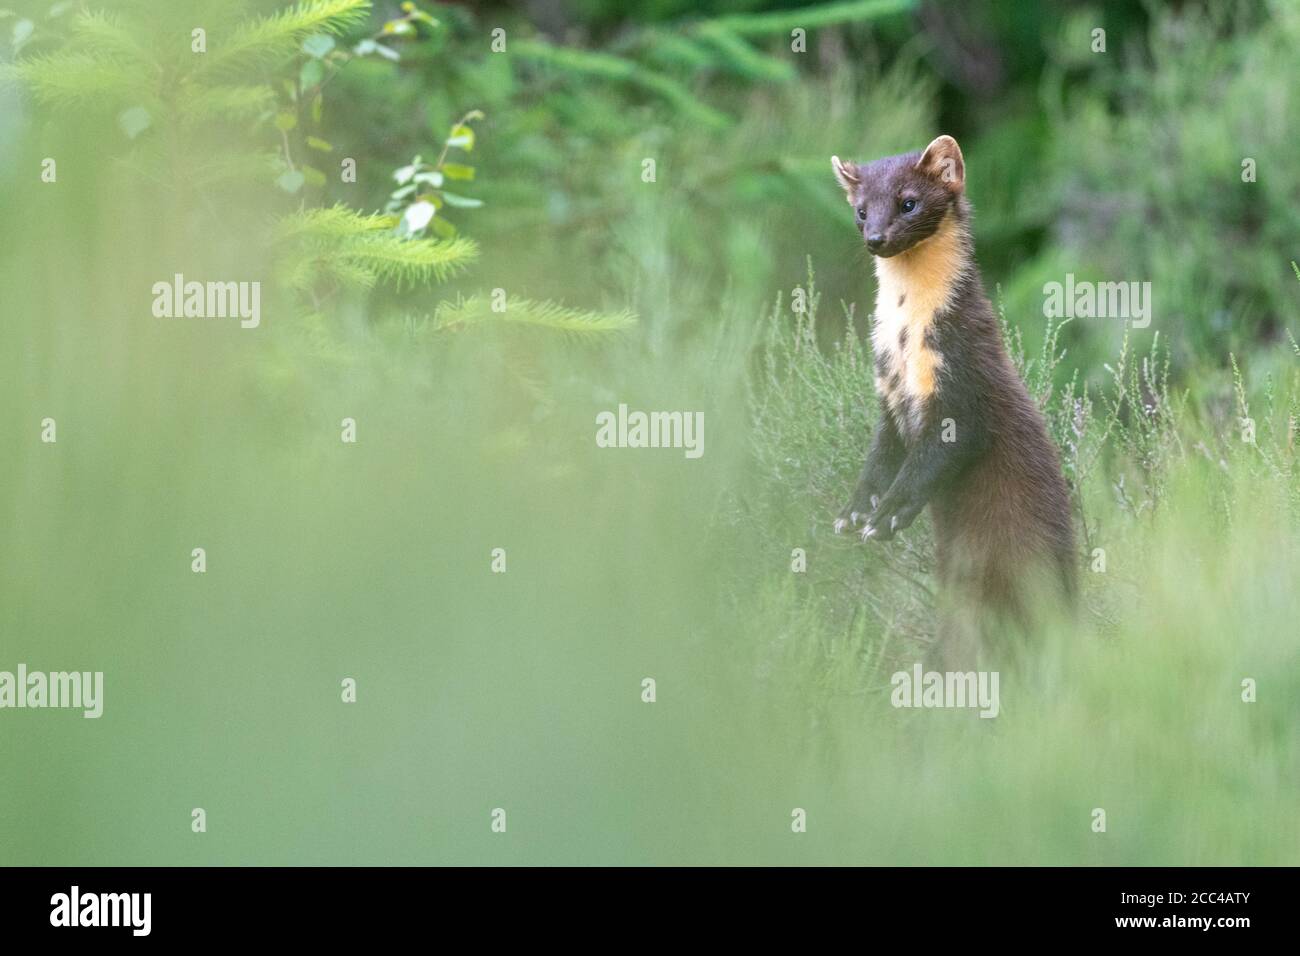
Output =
[
  {"x1": 831, "y1": 155, "x2": 861, "y2": 200},
  {"x1": 916, "y1": 135, "x2": 965, "y2": 192}
]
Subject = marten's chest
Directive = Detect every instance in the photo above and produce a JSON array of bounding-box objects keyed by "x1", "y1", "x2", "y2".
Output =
[{"x1": 871, "y1": 268, "x2": 948, "y2": 438}]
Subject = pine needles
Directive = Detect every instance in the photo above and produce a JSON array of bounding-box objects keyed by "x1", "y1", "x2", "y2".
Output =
[
  {"x1": 273, "y1": 205, "x2": 479, "y2": 293},
  {"x1": 433, "y1": 296, "x2": 636, "y2": 335},
  {"x1": 197, "y1": 0, "x2": 372, "y2": 78}
]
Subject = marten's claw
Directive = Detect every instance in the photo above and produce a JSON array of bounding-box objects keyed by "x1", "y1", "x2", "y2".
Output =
[
  {"x1": 863, "y1": 510, "x2": 904, "y2": 542},
  {"x1": 834, "y1": 508, "x2": 871, "y2": 533},
  {"x1": 867, "y1": 505, "x2": 918, "y2": 542}
]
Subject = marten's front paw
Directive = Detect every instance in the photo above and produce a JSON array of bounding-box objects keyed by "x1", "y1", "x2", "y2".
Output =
[{"x1": 834, "y1": 496, "x2": 879, "y2": 534}]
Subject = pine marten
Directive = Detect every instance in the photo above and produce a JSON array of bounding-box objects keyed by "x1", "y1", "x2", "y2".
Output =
[{"x1": 830, "y1": 135, "x2": 1076, "y2": 667}]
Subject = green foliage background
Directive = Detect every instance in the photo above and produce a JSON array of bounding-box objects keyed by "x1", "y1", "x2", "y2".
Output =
[{"x1": 0, "y1": 0, "x2": 1297, "y2": 864}]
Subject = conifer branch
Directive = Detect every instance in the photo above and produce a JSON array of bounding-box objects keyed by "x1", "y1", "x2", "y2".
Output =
[
  {"x1": 433, "y1": 296, "x2": 636, "y2": 335},
  {"x1": 198, "y1": 0, "x2": 372, "y2": 77}
]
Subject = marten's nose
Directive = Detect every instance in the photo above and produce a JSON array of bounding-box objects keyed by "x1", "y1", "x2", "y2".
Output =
[{"x1": 866, "y1": 233, "x2": 885, "y2": 252}]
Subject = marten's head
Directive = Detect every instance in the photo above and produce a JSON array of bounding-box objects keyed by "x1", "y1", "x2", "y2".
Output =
[{"x1": 831, "y1": 135, "x2": 965, "y2": 258}]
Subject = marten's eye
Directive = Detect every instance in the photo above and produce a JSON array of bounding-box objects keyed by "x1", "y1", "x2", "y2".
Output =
[
  {"x1": 901, "y1": 198, "x2": 918, "y2": 213},
  {"x1": 856, "y1": 207, "x2": 866, "y2": 221}
]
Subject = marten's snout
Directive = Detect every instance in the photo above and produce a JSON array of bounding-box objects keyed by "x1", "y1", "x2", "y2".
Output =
[{"x1": 865, "y1": 233, "x2": 886, "y2": 253}]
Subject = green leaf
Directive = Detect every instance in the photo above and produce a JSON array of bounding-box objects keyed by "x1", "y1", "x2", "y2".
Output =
[
  {"x1": 277, "y1": 169, "x2": 305, "y2": 193},
  {"x1": 306, "y1": 135, "x2": 333, "y2": 152},
  {"x1": 402, "y1": 1, "x2": 440, "y2": 26},
  {"x1": 440, "y1": 191, "x2": 482, "y2": 209},
  {"x1": 398, "y1": 200, "x2": 436, "y2": 235},
  {"x1": 441, "y1": 163, "x2": 474, "y2": 181},
  {"x1": 299, "y1": 58, "x2": 324, "y2": 89},
  {"x1": 274, "y1": 110, "x2": 298, "y2": 131},
  {"x1": 382, "y1": 19, "x2": 414, "y2": 36},
  {"x1": 446, "y1": 123, "x2": 475, "y2": 152},
  {"x1": 11, "y1": 17, "x2": 33, "y2": 54},
  {"x1": 413, "y1": 170, "x2": 444, "y2": 187},
  {"x1": 430, "y1": 217, "x2": 457, "y2": 238},
  {"x1": 301, "y1": 164, "x2": 327, "y2": 188},
  {"x1": 117, "y1": 105, "x2": 151, "y2": 139},
  {"x1": 301, "y1": 33, "x2": 335, "y2": 58}
]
